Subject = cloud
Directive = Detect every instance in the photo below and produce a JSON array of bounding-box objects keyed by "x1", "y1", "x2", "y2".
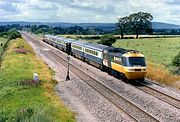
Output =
[
  {"x1": 0, "y1": 0, "x2": 180, "y2": 24},
  {"x1": 0, "y1": 1, "x2": 19, "y2": 13},
  {"x1": 166, "y1": 0, "x2": 180, "y2": 5}
]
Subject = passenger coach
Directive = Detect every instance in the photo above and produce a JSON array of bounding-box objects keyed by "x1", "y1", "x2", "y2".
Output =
[
  {"x1": 71, "y1": 41, "x2": 90, "y2": 60},
  {"x1": 83, "y1": 43, "x2": 108, "y2": 68}
]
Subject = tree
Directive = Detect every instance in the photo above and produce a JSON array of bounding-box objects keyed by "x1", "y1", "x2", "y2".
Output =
[
  {"x1": 172, "y1": 52, "x2": 180, "y2": 66},
  {"x1": 98, "y1": 34, "x2": 116, "y2": 46},
  {"x1": 8, "y1": 28, "x2": 21, "y2": 40},
  {"x1": 35, "y1": 28, "x2": 43, "y2": 34},
  {"x1": 129, "y1": 12, "x2": 153, "y2": 38},
  {"x1": 30, "y1": 25, "x2": 38, "y2": 33},
  {"x1": 116, "y1": 16, "x2": 129, "y2": 39}
]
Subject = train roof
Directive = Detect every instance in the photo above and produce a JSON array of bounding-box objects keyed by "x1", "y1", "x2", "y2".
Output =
[
  {"x1": 63, "y1": 38, "x2": 75, "y2": 43},
  {"x1": 57, "y1": 36, "x2": 65, "y2": 40},
  {"x1": 72, "y1": 41, "x2": 90, "y2": 46},
  {"x1": 105, "y1": 47, "x2": 136, "y2": 57},
  {"x1": 84, "y1": 43, "x2": 109, "y2": 51}
]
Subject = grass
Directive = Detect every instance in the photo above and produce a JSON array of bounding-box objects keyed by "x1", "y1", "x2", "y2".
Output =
[
  {"x1": 36, "y1": 33, "x2": 44, "y2": 38},
  {"x1": 146, "y1": 63, "x2": 179, "y2": 86},
  {"x1": 0, "y1": 38, "x2": 75, "y2": 122},
  {"x1": 113, "y1": 37, "x2": 180, "y2": 66},
  {"x1": 0, "y1": 37, "x2": 8, "y2": 56}
]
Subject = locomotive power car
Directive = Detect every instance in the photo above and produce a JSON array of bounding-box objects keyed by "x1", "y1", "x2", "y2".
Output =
[{"x1": 43, "y1": 34, "x2": 147, "y2": 80}]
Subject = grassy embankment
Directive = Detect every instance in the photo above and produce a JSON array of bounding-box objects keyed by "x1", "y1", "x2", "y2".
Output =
[
  {"x1": 62, "y1": 35, "x2": 180, "y2": 88},
  {"x1": 0, "y1": 38, "x2": 8, "y2": 56},
  {"x1": 0, "y1": 38, "x2": 75, "y2": 121}
]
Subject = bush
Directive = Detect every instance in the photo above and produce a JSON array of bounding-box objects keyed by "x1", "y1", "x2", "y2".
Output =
[
  {"x1": 172, "y1": 52, "x2": 180, "y2": 66},
  {"x1": 8, "y1": 28, "x2": 21, "y2": 40},
  {"x1": 98, "y1": 34, "x2": 116, "y2": 46}
]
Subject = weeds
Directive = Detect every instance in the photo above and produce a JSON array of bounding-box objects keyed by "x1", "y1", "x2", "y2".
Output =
[{"x1": 146, "y1": 63, "x2": 180, "y2": 88}]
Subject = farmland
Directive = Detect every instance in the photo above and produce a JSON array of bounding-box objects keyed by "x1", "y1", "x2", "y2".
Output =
[
  {"x1": 0, "y1": 38, "x2": 75, "y2": 121},
  {"x1": 113, "y1": 37, "x2": 180, "y2": 66}
]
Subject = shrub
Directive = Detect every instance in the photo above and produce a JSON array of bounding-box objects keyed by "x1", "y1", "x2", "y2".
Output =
[
  {"x1": 98, "y1": 34, "x2": 116, "y2": 46},
  {"x1": 8, "y1": 28, "x2": 21, "y2": 40},
  {"x1": 172, "y1": 52, "x2": 180, "y2": 66}
]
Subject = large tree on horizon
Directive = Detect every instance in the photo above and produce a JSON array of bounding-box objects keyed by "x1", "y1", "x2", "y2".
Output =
[
  {"x1": 129, "y1": 12, "x2": 153, "y2": 38},
  {"x1": 116, "y1": 16, "x2": 129, "y2": 39}
]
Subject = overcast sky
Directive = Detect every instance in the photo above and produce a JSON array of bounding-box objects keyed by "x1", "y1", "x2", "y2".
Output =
[{"x1": 0, "y1": 0, "x2": 180, "y2": 24}]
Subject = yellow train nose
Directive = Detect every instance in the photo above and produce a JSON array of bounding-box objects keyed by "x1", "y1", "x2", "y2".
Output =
[{"x1": 125, "y1": 71, "x2": 147, "y2": 79}]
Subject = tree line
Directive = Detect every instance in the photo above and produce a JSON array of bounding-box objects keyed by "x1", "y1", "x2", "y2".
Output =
[
  {"x1": 25, "y1": 25, "x2": 109, "y2": 35},
  {"x1": 0, "y1": 28, "x2": 21, "y2": 40},
  {"x1": 1, "y1": 12, "x2": 180, "y2": 37}
]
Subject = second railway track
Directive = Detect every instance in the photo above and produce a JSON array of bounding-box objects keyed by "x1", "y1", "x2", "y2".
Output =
[{"x1": 135, "y1": 80, "x2": 180, "y2": 109}]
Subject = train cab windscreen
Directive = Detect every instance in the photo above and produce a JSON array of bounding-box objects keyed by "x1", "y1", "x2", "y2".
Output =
[{"x1": 126, "y1": 57, "x2": 146, "y2": 67}]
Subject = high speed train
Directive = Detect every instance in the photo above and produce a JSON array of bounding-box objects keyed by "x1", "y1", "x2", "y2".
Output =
[{"x1": 43, "y1": 34, "x2": 147, "y2": 80}]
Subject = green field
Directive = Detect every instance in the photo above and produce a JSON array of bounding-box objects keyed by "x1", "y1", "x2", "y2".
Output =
[
  {"x1": 0, "y1": 38, "x2": 75, "y2": 122},
  {"x1": 76, "y1": 36, "x2": 180, "y2": 66},
  {"x1": 113, "y1": 37, "x2": 180, "y2": 66},
  {"x1": 0, "y1": 38, "x2": 8, "y2": 56}
]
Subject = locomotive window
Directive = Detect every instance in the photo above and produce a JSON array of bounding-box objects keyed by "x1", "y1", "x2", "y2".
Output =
[
  {"x1": 122, "y1": 57, "x2": 127, "y2": 66},
  {"x1": 127, "y1": 57, "x2": 146, "y2": 67}
]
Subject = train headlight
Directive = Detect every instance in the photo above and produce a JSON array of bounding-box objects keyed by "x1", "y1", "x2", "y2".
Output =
[{"x1": 128, "y1": 69, "x2": 134, "y2": 71}]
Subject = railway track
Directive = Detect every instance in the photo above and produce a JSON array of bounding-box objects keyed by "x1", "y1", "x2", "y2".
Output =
[
  {"x1": 23, "y1": 33, "x2": 160, "y2": 122},
  {"x1": 69, "y1": 58, "x2": 180, "y2": 110},
  {"x1": 135, "y1": 80, "x2": 180, "y2": 109}
]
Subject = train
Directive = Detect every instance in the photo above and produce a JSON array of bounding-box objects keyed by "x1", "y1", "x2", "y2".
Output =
[{"x1": 43, "y1": 34, "x2": 147, "y2": 80}]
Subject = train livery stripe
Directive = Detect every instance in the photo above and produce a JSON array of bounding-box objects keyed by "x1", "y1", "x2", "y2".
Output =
[{"x1": 111, "y1": 62, "x2": 125, "y2": 73}]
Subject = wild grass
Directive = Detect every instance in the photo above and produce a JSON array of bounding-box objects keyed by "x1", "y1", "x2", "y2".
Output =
[
  {"x1": 0, "y1": 37, "x2": 8, "y2": 56},
  {"x1": 0, "y1": 38, "x2": 75, "y2": 122},
  {"x1": 146, "y1": 63, "x2": 180, "y2": 89}
]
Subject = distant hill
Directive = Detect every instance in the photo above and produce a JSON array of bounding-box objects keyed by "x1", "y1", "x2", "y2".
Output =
[
  {"x1": 0, "y1": 21, "x2": 180, "y2": 30},
  {"x1": 152, "y1": 22, "x2": 180, "y2": 29}
]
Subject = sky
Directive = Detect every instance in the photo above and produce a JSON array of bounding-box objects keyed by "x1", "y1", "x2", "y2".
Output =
[{"x1": 0, "y1": 0, "x2": 180, "y2": 24}]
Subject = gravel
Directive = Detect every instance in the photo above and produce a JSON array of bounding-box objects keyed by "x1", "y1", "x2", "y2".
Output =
[{"x1": 24, "y1": 34, "x2": 180, "y2": 122}]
